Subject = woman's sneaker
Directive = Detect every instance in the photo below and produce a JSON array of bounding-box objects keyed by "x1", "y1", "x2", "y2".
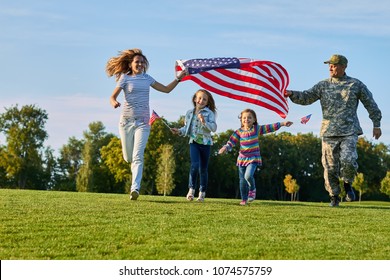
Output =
[
  {"x1": 186, "y1": 188, "x2": 195, "y2": 201},
  {"x1": 239, "y1": 200, "x2": 248, "y2": 206},
  {"x1": 197, "y1": 192, "x2": 205, "y2": 202},
  {"x1": 329, "y1": 196, "x2": 340, "y2": 207},
  {"x1": 248, "y1": 190, "x2": 256, "y2": 202},
  {"x1": 130, "y1": 190, "x2": 139, "y2": 200}
]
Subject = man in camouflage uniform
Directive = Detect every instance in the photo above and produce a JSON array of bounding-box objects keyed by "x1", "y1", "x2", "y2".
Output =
[{"x1": 285, "y1": 54, "x2": 382, "y2": 206}]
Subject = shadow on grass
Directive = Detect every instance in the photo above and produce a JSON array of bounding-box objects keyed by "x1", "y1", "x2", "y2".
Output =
[
  {"x1": 140, "y1": 198, "x2": 189, "y2": 204},
  {"x1": 257, "y1": 200, "x2": 390, "y2": 210},
  {"x1": 137, "y1": 195, "x2": 390, "y2": 210}
]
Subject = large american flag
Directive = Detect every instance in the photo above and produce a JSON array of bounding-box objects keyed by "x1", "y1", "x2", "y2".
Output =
[{"x1": 176, "y1": 57, "x2": 289, "y2": 118}]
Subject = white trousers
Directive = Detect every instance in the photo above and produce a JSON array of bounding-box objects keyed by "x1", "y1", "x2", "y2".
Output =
[{"x1": 119, "y1": 118, "x2": 150, "y2": 192}]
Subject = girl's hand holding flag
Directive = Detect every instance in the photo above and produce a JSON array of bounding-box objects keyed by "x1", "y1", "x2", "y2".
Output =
[
  {"x1": 282, "y1": 121, "x2": 294, "y2": 127},
  {"x1": 171, "y1": 128, "x2": 180, "y2": 135}
]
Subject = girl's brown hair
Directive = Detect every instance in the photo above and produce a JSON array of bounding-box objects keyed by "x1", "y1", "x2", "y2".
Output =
[
  {"x1": 239, "y1": 108, "x2": 258, "y2": 127},
  {"x1": 192, "y1": 89, "x2": 217, "y2": 113},
  {"x1": 105, "y1": 48, "x2": 149, "y2": 81}
]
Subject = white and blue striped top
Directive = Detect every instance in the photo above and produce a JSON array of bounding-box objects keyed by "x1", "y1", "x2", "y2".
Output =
[{"x1": 116, "y1": 73, "x2": 156, "y2": 119}]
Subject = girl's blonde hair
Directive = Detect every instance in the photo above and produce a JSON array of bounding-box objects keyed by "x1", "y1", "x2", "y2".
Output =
[
  {"x1": 105, "y1": 49, "x2": 149, "y2": 81},
  {"x1": 192, "y1": 89, "x2": 217, "y2": 113},
  {"x1": 239, "y1": 108, "x2": 258, "y2": 127}
]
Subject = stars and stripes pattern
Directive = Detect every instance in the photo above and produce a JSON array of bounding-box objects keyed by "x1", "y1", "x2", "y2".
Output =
[
  {"x1": 300, "y1": 114, "x2": 312, "y2": 124},
  {"x1": 149, "y1": 110, "x2": 161, "y2": 125},
  {"x1": 176, "y1": 57, "x2": 289, "y2": 118}
]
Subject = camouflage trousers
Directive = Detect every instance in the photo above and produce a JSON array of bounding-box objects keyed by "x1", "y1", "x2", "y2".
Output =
[{"x1": 321, "y1": 135, "x2": 358, "y2": 196}]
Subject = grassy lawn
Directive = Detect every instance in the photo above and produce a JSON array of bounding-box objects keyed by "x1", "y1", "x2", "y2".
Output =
[{"x1": 1, "y1": 189, "x2": 389, "y2": 260}]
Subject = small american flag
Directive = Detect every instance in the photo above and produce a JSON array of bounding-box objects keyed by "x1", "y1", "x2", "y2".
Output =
[
  {"x1": 149, "y1": 110, "x2": 160, "y2": 125},
  {"x1": 300, "y1": 114, "x2": 312, "y2": 124},
  {"x1": 176, "y1": 57, "x2": 289, "y2": 118}
]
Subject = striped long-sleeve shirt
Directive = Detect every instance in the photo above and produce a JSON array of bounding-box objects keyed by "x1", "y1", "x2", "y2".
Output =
[{"x1": 225, "y1": 123, "x2": 281, "y2": 166}]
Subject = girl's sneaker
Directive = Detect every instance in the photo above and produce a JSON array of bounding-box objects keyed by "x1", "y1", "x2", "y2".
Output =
[
  {"x1": 248, "y1": 190, "x2": 256, "y2": 202},
  {"x1": 239, "y1": 200, "x2": 248, "y2": 206},
  {"x1": 186, "y1": 188, "x2": 195, "y2": 201},
  {"x1": 130, "y1": 190, "x2": 139, "y2": 200},
  {"x1": 197, "y1": 192, "x2": 206, "y2": 202}
]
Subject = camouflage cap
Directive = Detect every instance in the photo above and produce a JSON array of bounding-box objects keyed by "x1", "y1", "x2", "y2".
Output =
[{"x1": 324, "y1": 54, "x2": 348, "y2": 65}]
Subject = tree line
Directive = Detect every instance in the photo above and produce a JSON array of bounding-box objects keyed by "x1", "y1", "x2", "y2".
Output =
[{"x1": 1, "y1": 104, "x2": 389, "y2": 202}]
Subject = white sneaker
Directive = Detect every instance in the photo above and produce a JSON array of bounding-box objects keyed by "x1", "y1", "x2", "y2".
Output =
[
  {"x1": 130, "y1": 190, "x2": 139, "y2": 200},
  {"x1": 186, "y1": 188, "x2": 195, "y2": 201},
  {"x1": 197, "y1": 192, "x2": 205, "y2": 202},
  {"x1": 248, "y1": 190, "x2": 256, "y2": 202}
]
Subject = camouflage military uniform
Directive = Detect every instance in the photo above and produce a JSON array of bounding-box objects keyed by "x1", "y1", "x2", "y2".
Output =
[{"x1": 289, "y1": 74, "x2": 382, "y2": 196}]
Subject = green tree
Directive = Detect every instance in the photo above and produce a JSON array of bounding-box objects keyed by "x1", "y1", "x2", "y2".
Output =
[
  {"x1": 167, "y1": 116, "x2": 192, "y2": 197},
  {"x1": 76, "y1": 122, "x2": 116, "y2": 193},
  {"x1": 380, "y1": 171, "x2": 390, "y2": 198},
  {"x1": 144, "y1": 116, "x2": 184, "y2": 195},
  {"x1": 287, "y1": 133, "x2": 324, "y2": 201},
  {"x1": 0, "y1": 104, "x2": 48, "y2": 189},
  {"x1": 101, "y1": 136, "x2": 129, "y2": 193},
  {"x1": 210, "y1": 130, "x2": 240, "y2": 198},
  {"x1": 42, "y1": 146, "x2": 57, "y2": 190},
  {"x1": 54, "y1": 137, "x2": 84, "y2": 191},
  {"x1": 0, "y1": 146, "x2": 9, "y2": 187},
  {"x1": 76, "y1": 141, "x2": 93, "y2": 192},
  {"x1": 156, "y1": 144, "x2": 176, "y2": 195},
  {"x1": 258, "y1": 132, "x2": 323, "y2": 201},
  {"x1": 357, "y1": 138, "x2": 389, "y2": 198},
  {"x1": 283, "y1": 174, "x2": 300, "y2": 201},
  {"x1": 352, "y1": 173, "x2": 369, "y2": 202}
]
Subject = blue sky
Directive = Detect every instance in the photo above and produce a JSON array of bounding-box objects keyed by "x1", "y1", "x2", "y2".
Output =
[{"x1": 0, "y1": 0, "x2": 389, "y2": 153}]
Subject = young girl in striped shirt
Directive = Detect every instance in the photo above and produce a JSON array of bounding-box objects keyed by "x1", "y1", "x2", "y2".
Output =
[{"x1": 218, "y1": 109, "x2": 293, "y2": 205}]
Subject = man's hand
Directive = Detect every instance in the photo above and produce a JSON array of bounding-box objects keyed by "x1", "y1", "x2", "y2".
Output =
[{"x1": 373, "y1": 127, "x2": 382, "y2": 140}]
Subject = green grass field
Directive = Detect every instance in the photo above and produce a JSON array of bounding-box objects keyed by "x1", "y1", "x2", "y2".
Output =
[{"x1": 1, "y1": 189, "x2": 389, "y2": 260}]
